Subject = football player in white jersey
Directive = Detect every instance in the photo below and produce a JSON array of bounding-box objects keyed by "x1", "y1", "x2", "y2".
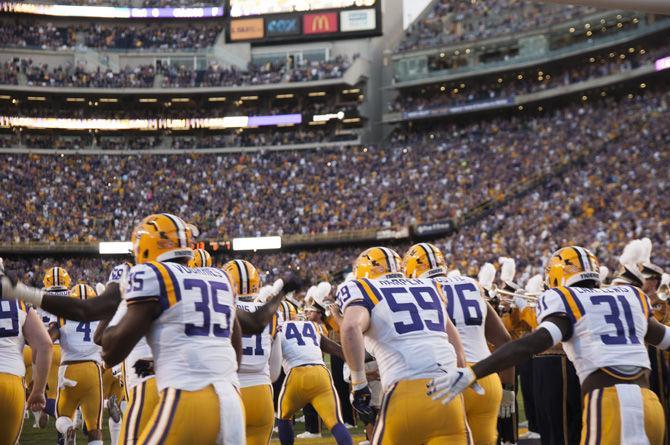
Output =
[
  {"x1": 224, "y1": 259, "x2": 282, "y2": 445},
  {"x1": 402, "y1": 243, "x2": 514, "y2": 445},
  {"x1": 276, "y1": 310, "x2": 353, "y2": 445},
  {"x1": 100, "y1": 213, "x2": 245, "y2": 444},
  {"x1": 0, "y1": 268, "x2": 52, "y2": 445},
  {"x1": 338, "y1": 246, "x2": 471, "y2": 445},
  {"x1": 94, "y1": 261, "x2": 159, "y2": 445},
  {"x1": 49, "y1": 283, "x2": 104, "y2": 445},
  {"x1": 429, "y1": 246, "x2": 670, "y2": 444}
]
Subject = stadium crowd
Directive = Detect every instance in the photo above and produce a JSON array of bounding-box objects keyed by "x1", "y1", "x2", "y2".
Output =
[
  {"x1": 397, "y1": 0, "x2": 595, "y2": 53},
  {"x1": 2, "y1": 85, "x2": 667, "y2": 263},
  {"x1": 1, "y1": 56, "x2": 352, "y2": 88},
  {"x1": 390, "y1": 43, "x2": 667, "y2": 111},
  {"x1": 0, "y1": 21, "x2": 221, "y2": 51}
]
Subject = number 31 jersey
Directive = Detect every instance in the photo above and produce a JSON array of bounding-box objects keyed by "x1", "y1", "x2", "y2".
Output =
[
  {"x1": 536, "y1": 285, "x2": 651, "y2": 383},
  {"x1": 125, "y1": 261, "x2": 239, "y2": 392},
  {"x1": 337, "y1": 276, "x2": 456, "y2": 392}
]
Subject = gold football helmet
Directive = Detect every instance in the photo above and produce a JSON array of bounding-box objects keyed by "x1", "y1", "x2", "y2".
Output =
[
  {"x1": 70, "y1": 283, "x2": 97, "y2": 300},
  {"x1": 545, "y1": 246, "x2": 600, "y2": 288},
  {"x1": 402, "y1": 243, "x2": 447, "y2": 278},
  {"x1": 131, "y1": 213, "x2": 194, "y2": 264},
  {"x1": 43, "y1": 267, "x2": 71, "y2": 290},
  {"x1": 353, "y1": 247, "x2": 402, "y2": 279},
  {"x1": 189, "y1": 249, "x2": 212, "y2": 268},
  {"x1": 223, "y1": 259, "x2": 261, "y2": 296}
]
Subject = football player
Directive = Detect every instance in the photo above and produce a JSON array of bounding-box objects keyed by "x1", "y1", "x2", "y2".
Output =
[
  {"x1": 403, "y1": 243, "x2": 514, "y2": 445},
  {"x1": 428, "y1": 246, "x2": 670, "y2": 444},
  {"x1": 338, "y1": 246, "x2": 471, "y2": 445},
  {"x1": 276, "y1": 306, "x2": 352, "y2": 445},
  {"x1": 224, "y1": 259, "x2": 282, "y2": 445},
  {"x1": 49, "y1": 283, "x2": 104, "y2": 445},
  {"x1": 0, "y1": 266, "x2": 52, "y2": 445},
  {"x1": 100, "y1": 213, "x2": 245, "y2": 444},
  {"x1": 190, "y1": 248, "x2": 212, "y2": 268}
]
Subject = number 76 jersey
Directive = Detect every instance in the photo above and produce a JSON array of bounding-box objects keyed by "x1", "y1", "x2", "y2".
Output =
[
  {"x1": 536, "y1": 285, "x2": 651, "y2": 383},
  {"x1": 337, "y1": 276, "x2": 456, "y2": 392}
]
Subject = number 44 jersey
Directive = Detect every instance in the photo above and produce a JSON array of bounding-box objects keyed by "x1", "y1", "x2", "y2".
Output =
[
  {"x1": 125, "y1": 261, "x2": 239, "y2": 392},
  {"x1": 337, "y1": 277, "x2": 456, "y2": 392},
  {"x1": 536, "y1": 285, "x2": 651, "y2": 383}
]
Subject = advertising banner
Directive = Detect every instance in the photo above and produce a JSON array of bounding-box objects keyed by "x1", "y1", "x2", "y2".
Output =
[{"x1": 303, "y1": 12, "x2": 338, "y2": 34}]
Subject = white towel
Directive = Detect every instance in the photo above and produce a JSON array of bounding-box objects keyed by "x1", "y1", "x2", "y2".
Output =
[
  {"x1": 57, "y1": 365, "x2": 77, "y2": 389},
  {"x1": 213, "y1": 381, "x2": 246, "y2": 445},
  {"x1": 615, "y1": 384, "x2": 650, "y2": 445}
]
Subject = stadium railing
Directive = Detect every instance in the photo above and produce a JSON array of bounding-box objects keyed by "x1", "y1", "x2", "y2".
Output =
[
  {"x1": 392, "y1": 12, "x2": 669, "y2": 84},
  {"x1": 383, "y1": 59, "x2": 664, "y2": 123}
]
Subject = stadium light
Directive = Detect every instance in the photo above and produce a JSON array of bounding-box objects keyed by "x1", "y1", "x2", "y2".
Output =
[
  {"x1": 99, "y1": 241, "x2": 133, "y2": 255},
  {"x1": 232, "y1": 236, "x2": 281, "y2": 251}
]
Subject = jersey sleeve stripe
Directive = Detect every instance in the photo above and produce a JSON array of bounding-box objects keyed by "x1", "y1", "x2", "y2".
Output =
[
  {"x1": 353, "y1": 280, "x2": 378, "y2": 310},
  {"x1": 564, "y1": 288, "x2": 586, "y2": 317},
  {"x1": 552, "y1": 288, "x2": 578, "y2": 322},
  {"x1": 270, "y1": 314, "x2": 278, "y2": 337},
  {"x1": 360, "y1": 278, "x2": 383, "y2": 305},
  {"x1": 630, "y1": 286, "x2": 650, "y2": 318},
  {"x1": 148, "y1": 262, "x2": 180, "y2": 308},
  {"x1": 143, "y1": 262, "x2": 170, "y2": 311}
]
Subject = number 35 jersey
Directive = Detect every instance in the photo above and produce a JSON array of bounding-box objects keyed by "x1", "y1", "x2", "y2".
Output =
[
  {"x1": 337, "y1": 276, "x2": 456, "y2": 392},
  {"x1": 125, "y1": 261, "x2": 239, "y2": 392},
  {"x1": 536, "y1": 285, "x2": 651, "y2": 383}
]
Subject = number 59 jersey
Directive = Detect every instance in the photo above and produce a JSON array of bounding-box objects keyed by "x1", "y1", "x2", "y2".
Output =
[
  {"x1": 536, "y1": 285, "x2": 651, "y2": 383},
  {"x1": 125, "y1": 261, "x2": 239, "y2": 392},
  {"x1": 337, "y1": 277, "x2": 456, "y2": 392}
]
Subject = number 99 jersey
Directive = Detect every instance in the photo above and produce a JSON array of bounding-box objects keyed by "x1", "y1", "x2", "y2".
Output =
[
  {"x1": 0, "y1": 300, "x2": 29, "y2": 377},
  {"x1": 280, "y1": 320, "x2": 325, "y2": 373},
  {"x1": 433, "y1": 275, "x2": 490, "y2": 362},
  {"x1": 125, "y1": 261, "x2": 239, "y2": 392},
  {"x1": 337, "y1": 276, "x2": 456, "y2": 392},
  {"x1": 536, "y1": 285, "x2": 651, "y2": 383}
]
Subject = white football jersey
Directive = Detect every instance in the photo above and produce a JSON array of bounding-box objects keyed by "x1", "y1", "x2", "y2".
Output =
[
  {"x1": 237, "y1": 300, "x2": 279, "y2": 387},
  {"x1": 279, "y1": 320, "x2": 324, "y2": 372},
  {"x1": 57, "y1": 316, "x2": 101, "y2": 363},
  {"x1": 337, "y1": 276, "x2": 456, "y2": 391},
  {"x1": 125, "y1": 261, "x2": 239, "y2": 392},
  {"x1": 107, "y1": 263, "x2": 154, "y2": 390},
  {"x1": 434, "y1": 275, "x2": 491, "y2": 362},
  {"x1": 0, "y1": 299, "x2": 29, "y2": 377},
  {"x1": 536, "y1": 285, "x2": 651, "y2": 383},
  {"x1": 39, "y1": 288, "x2": 68, "y2": 330}
]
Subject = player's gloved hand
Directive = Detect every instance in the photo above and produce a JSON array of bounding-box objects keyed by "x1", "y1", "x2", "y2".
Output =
[
  {"x1": 499, "y1": 388, "x2": 516, "y2": 418},
  {"x1": 1, "y1": 275, "x2": 44, "y2": 307},
  {"x1": 133, "y1": 359, "x2": 155, "y2": 378},
  {"x1": 427, "y1": 366, "x2": 481, "y2": 405},
  {"x1": 281, "y1": 272, "x2": 303, "y2": 294},
  {"x1": 350, "y1": 384, "x2": 376, "y2": 425}
]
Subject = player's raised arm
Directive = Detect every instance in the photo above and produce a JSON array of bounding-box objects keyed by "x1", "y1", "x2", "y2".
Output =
[{"x1": 101, "y1": 300, "x2": 160, "y2": 367}]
